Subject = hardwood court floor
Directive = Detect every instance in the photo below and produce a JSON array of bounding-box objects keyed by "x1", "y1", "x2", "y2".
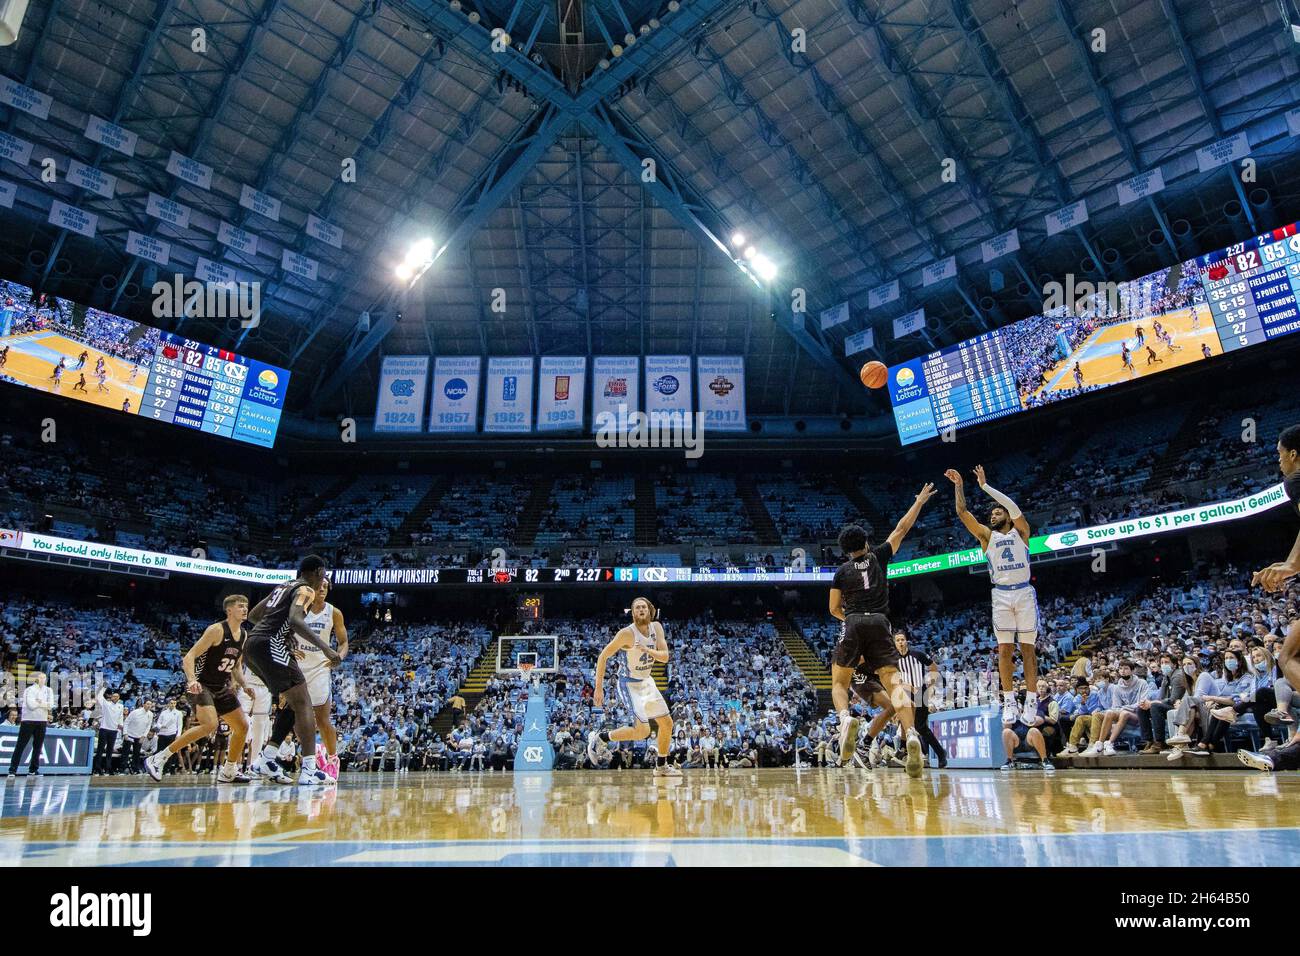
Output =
[{"x1": 2, "y1": 767, "x2": 1297, "y2": 866}]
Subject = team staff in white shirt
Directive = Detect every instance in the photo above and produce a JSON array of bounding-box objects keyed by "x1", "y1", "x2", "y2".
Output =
[
  {"x1": 94, "y1": 687, "x2": 125, "y2": 775},
  {"x1": 154, "y1": 699, "x2": 182, "y2": 768},
  {"x1": 6, "y1": 671, "x2": 55, "y2": 777},
  {"x1": 122, "y1": 700, "x2": 155, "y2": 774}
]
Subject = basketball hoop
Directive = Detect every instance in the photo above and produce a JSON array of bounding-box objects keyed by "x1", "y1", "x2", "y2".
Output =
[{"x1": 520, "y1": 662, "x2": 536, "y2": 684}]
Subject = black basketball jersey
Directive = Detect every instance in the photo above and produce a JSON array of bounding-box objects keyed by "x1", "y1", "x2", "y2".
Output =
[
  {"x1": 832, "y1": 542, "x2": 895, "y2": 616},
  {"x1": 196, "y1": 621, "x2": 246, "y2": 688},
  {"x1": 1286, "y1": 471, "x2": 1300, "y2": 517},
  {"x1": 248, "y1": 578, "x2": 309, "y2": 644}
]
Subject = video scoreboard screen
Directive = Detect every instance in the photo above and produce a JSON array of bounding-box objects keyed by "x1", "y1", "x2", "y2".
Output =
[
  {"x1": 0, "y1": 279, "x2": 289, "y2": 448},
  {"x1": 887, "y1": 220, "x2": 1300, "y2": 445}
]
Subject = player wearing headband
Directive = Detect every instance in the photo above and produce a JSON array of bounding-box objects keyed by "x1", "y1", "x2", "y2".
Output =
[
  {"x1": 587, "y1": 597, "x2": 680, "y2": 777},
  {"x1": 946, "y1": 465, "x2": 1039, "y2": 727}
]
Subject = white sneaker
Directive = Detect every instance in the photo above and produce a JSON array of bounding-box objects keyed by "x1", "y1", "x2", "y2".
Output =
[
  {"x1": 217, "y1": 765, "x2": 253, "y2": 783},
  {"x1": 653, "y1": 764, "x2": 683, "y2": 778},
  {"x1": 1001, "y1": 697, "x2": 1018, "y2": 727},
  {"x1": 1165, "y1": 747, "x2": 1184, "y2": 762},
  {"x1": 297, "y1": 763, "x2": 331, "y2": 787},
  {"x1": 1064, "y1": 744, "x2": 1078, "y2": 755},
  {"x1": 1237, "y1": 750, "x2": 1275, "y2": 773},
  {"x1": 838, "y1": 715, "x2": 860, "y2": 767},
  {"x1": 1023, "y1": 692, "x2": 1038, "y2": 721},
  {"x1": 904, "y1": 731, "x2": 923, "y2": 779},
  {"x1": 1166, "y1": 733, "x2": 1191, "y2": 745},
  {"x1": 1261, "y1": 738, "x2": 1278, "y2": 753},
  {"x1": 867, "y1": 744, "x2": 881, "y2": 770},
  {"x1": 1084, "y1": 742, "x2": 1102, "y2": 755},
  {"x1": 252, "y1": 753, "x2": 293, "y2": 785},
  {"x1": 1102, "y1": 741, "x2": 1116, "y2": 756},
  {"x1": 144, "y1": 752, "x2": 166, "y2": 782}
]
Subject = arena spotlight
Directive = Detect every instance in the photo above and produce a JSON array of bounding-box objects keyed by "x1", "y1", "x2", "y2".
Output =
[
  {"x1": 668, "y1": 0, "x2": 679, "y2": 9},
  {"x1": 752, "y1": 254, "x2": 777, "y2": 282},
  {"x1": 638, "y1": 24, "x2": 650, "y2": 35},
  {"x1": 649, "y1": 17, "x2": 660, "y2": 28},
  {"x1": 731, "y1": 231, "x2": 746, "y2": 247},
  {"x1": 598, "y1": 58, "x2": 610, "y2": 69},
  {"x1": 611, "y1": 43, "x2": 623, "y2": 55},
  {"x1": 468, "y1": 11, "x2": 480, "y2": 22},
  {"x1": 396, "y1": 237, "x2": 435, "y2": 283},
  {"x1": 624, "y1": 32, "x2": 635, "y2": 44},
  {"x1": 449, "y1": 0, "x2": 460, "y2": 8},
  {"x1": 743, "y1": 246, "x2": 757, "y2": 260}
]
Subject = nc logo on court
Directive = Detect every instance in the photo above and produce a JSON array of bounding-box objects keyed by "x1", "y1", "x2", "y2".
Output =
[{"x1": 522, "y1": 746, "x2": 543, "y2": 763}]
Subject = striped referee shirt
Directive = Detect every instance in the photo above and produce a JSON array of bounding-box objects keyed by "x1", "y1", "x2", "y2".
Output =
[{"x1": 896, "y1": 650, "x2": 932, "y2": 702}]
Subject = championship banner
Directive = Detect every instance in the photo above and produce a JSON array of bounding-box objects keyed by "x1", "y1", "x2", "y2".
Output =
[
  {"x1": 892, "y1": 308, "x2": 926, "y2": 339},
  {"x1": 166, "y1": 150, "x2": 213, "y2": 190},
  {"x1": 217, "y1": 220, "x2": 258, "y2": 257},
  {"x1": 696, "y1": 355, "x2": 745, "y2": 432},
  {"x1": 484, "y1": 356, "x2": 534, "y2": 432},
  {"x1": 280, "y1": 249, "x2": 319, "y2": 281},
  {"x1": 125, "y1": 231, "x2": 170, "y2": 266},
  {"x1": 374, "y1": 355, "x2": 429, "y2": 433},
  {"x1": 537, "y1": 355, "x2": 586, "y2": 432},
  {"x1": 195, "y1": 257, "x2": 238, "y2": 286},
  {"x1": 844, "y1": 327, "x2": 874, "y2": 355},
  {"x1": 0, "y1": 79, "x2": 51, "y2": 120},
  {"x1": 644, "y1": 355, "x2": 692, "y2": 422},
  {"x1": 306, "y1": 213, "x2": 343, "y2": 249},
  {"x1": 869, "y1": 280, "x2": 900, "y2": 310},
  {"x1": 66, "y1": 159, "x2": 115, "y2": 199},
  {"x1": 591, "y1": 356, "x2": 639, "y2": 433},
  {"x1": 1196, "y1": 132, "x2": 1250, "y2": 173},
  {"x1": 1289, "y1": 107, "x2": 1300, "y2": 138},
  {"x1": 819, "y1": 301, "x2": 850, "y2": 330},
  {"x1": 146, "y1": 192, "x2": 191, "y2": 229},
  {"x1": 981, "y1": 229, "x2": 1020, "y2": 264},
  {"x1": 0, "y1": 132, "x2": 33, "y2": 166},
  {"x1": 428, "y1": 355, "x2": 480, "y2": 433},
  {"x1": 1117, "y1": 168, "x2": 1166, "y2": 206},
  {"x1": 0, "y1": 179, "x2": 15, "y2": 210},
  {"x1": 84, "y1": 115, "x2": 138, "y2": 157},
  {"x1": 922, "y1": 256, "x2": 957, "y2": 287},
  {"x1": 47, "y1": 200, "x2": 96, "y2": 238},
  {"x1": 239, "y1": 184, "x2": 282, "y2": 222},
  {"x1": 1046, "y1": 199, "x2": 1089, "y2": 236}
]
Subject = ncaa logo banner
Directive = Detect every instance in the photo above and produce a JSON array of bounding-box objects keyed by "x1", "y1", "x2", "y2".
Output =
[
  {"x1": 644, "y1": 355, "x2": 692, "y2": 422},
  {"x1": 537, "y1": 355, "x2": 586, "y2": 432},
  {"x1": 696, "y1": 355, "x2": 745, "y2": 431},
  {"x1": 591, "y1": 356, "x2": 640, "y2": 433},
  {"x1": 429, "y1": 355, "x2": 480, "y2": 433},
  {"x1": 485, "y1": 356, "x2": 534, "y2": 433},
  {"x1": 374, "y1": 355, "x2": 429, "y2": 433}
]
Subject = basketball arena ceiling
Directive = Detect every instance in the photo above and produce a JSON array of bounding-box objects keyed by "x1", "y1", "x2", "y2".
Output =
[{"x1": 0, "y1": 0, "x2": 1297, "y2": 419}]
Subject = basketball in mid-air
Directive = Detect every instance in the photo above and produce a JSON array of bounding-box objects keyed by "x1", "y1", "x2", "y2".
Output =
[{"x1": 860, "y1": 360, "x2": 888, "y2": 389}]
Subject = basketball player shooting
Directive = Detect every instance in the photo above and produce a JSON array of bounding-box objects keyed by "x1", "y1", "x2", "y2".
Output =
[
  {"x1": 1252, "y1": 426, "x2": 1300, "y2": 686},
  {"x1": 828, "y1": 483, "x2": 936, "y2": 779},
  {"x1": 587, "y1": 597, "x2": 681, "y2": 778},
  {"x1": 945, "y1": 466, "x2": 1039, "y2": 726}
]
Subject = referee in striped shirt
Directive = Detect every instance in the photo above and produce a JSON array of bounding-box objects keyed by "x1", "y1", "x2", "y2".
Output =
[{"x1": 894, "y1": 631, "x2": 948, "y2": 769}]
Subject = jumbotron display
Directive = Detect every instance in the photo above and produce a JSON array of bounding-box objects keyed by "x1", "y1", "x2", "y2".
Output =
[
  {"x1": 0, "y1": 279, "x2": 289, "y2": 447},
  {"x1": 888, "y1": 221, "x2": 1300, "y2": 445}
]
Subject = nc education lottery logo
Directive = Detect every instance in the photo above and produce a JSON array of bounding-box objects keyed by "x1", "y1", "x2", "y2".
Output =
[
  {"x1": 653, "y1": 375, "x2": 679, "y2": 395},
  {"x1": 444, "y1": 377, "x2": 469, "y2": 400},
  {"x1": 895, "y1": 367, "x2": 915, "y2": 388},
  {"x1": 257, "y1": 369, "x2": 279, "y2": 390}
]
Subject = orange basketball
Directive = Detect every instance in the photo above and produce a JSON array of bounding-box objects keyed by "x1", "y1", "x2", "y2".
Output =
[{"x1": 860, "y1": 360, "x2": 888, "y2": 389}]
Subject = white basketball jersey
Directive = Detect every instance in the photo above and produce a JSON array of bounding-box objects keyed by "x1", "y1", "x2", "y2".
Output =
[
  {"x1": 620, "y1": 624, "x2": 659, "y2": 680},
  {"x1": 299, "y1": 603, "x2": 335, "y2": 656},
  {"x1": 986, "y1": 530, "x2": 1032, "y2": 586}
]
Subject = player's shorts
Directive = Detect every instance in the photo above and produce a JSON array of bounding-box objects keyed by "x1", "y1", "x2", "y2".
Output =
[
  {"x1": 851, "y1": 664, "x2": 884, "y2": 703},
  {"x1": 188, "y1": 681, "x2": 241, "y2": 717},
  {"x1": 616, "y1": 676, "x2": 669, "y2": 723},
  {"x1": 832, "y1": 612, "x2": 898, "y2": 675},
  {"x1": 300, "y1": 654, "x2": 333, "y2": 707},
  {"x1": 243, "y1": 632, "x2": 305, "y2": 697},
  {"x1": 991, "y1": 584, "x2": 1039, "y2": 644}
]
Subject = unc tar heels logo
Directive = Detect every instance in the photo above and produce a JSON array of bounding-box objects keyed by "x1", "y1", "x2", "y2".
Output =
[
  {"x1": 390, "y1": 378, "x2": 415, "y2": 397},
  {"x1": 523, "y1": 746, "x2": 543, "y2": 762}
]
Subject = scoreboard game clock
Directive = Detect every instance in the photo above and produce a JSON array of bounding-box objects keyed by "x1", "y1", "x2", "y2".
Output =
[{"x1": 517, "y1": 593, "x2": 544, "y2": 622}]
